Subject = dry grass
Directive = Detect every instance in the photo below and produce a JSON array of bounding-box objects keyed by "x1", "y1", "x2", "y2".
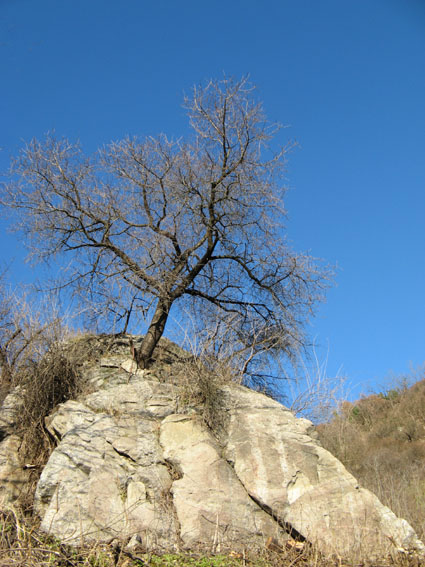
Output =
[
  {"x1": 0, "y1": 508, "x2": 121, "y2": 566},
  {"x1": 6, "y1": 333, "x2": 132, "y2": 511},
  {"x1": 0, "y1": 508, "x2": 421, "y2": 567},
  {"x1": 317, "y1": 376, "x2": 425, "y2": 542},
  {"x1": 170, "y1": 353, "x2": 233, "y2": 433}
]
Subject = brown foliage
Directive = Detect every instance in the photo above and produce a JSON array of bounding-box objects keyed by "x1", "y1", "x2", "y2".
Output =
[{"x1": 318, "y1": 374, "x2": 425, "y2": 540}]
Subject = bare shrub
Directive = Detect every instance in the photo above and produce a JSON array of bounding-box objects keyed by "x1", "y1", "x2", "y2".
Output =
[
  {"x1": 18, "y1": 347, "x2": 81, "y2": 464},
  {"x1": 165, "y1": 325, "x2": 236, "y2": 433},
  {"x1": 0, "y1": 293, "x2": 122, "y2": 509},
  {"x1": 285, "y1": 345, "x2": 347, "y2": 423},
  {"x1": 0, "y1": 280, "x2": 64, "y2": 400},
  {"x1": 15, "y1": 333, "x2": 134, "y2": 454}
]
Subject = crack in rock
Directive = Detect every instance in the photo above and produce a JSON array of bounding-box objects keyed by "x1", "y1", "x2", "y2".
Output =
[{"x1": 107, "y1": 441, "x2": 138, "y2": 464}]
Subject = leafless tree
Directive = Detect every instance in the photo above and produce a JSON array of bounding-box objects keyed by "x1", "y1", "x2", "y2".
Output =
[{"x1": 1, "y1": 77, "x2": 331, "y2": 373}]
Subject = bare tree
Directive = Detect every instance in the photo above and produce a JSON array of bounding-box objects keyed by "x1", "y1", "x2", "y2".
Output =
[{"x1": 1, "y1": 77, "x2": 331, "y2": 372}]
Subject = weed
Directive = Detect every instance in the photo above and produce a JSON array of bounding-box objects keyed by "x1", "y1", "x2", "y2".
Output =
[{"x1": 143, "y1": 554, "x2": 245, "y2": 567}]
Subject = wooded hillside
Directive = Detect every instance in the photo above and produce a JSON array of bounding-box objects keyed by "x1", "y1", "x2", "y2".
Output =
[{"x1": 317, "y1": 374, "x2": 425, "y2": 541}]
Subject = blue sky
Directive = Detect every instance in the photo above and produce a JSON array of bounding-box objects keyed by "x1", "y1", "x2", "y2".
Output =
[{"x1": 1, "y1": 0, "x2": 424, "y2": 399}]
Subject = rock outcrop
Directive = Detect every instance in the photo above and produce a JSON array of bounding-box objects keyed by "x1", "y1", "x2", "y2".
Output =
[
  {"x1": 0, "y1": 387, "x2": 30, "y2": 506},
  {"x1": 0, "y1": 335, "x2": 423, "y2": 560}
]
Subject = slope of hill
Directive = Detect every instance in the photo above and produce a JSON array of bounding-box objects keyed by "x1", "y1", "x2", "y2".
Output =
[{"x1": 317, "y1": 376, "x2": 425, "y2": 541}]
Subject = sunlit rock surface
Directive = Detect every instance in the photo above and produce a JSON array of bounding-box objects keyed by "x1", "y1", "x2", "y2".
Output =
[{"x1": 1, "y1": 335, "x2": 423, "y2": 559}]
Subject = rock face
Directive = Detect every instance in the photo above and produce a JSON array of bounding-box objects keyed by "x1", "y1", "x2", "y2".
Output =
[
  {"x1": 0, "y1": 388, "x2": 31, "y2": 506},
  {"x1": 0, "y1": 335, "x2": 424, "y2": 560}
]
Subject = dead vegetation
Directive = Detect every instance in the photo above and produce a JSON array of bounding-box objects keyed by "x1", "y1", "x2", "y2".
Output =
[
  {"x1": 0, "y1": 507, "x2": 421, "y2": 567},
  {"x1": 317, "y1": 372, "x2": 425, "y2": 543},
  {"x1": 1, "y1": 286, "x2": 425, "y2": 567},
  {"x1": 172, "y1": 354, "x2": 231, "y2": 434},
  {"x1": 1, "y1": 333, "x2": 111, "y2": 510},
  {"x1": 1, "y1": 327, "x2": 239, "y2": 512}
]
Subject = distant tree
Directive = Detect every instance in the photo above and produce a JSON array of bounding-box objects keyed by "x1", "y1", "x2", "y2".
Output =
[{"x1": 1, "y1": 77, "x2": 331, "y2": 373}]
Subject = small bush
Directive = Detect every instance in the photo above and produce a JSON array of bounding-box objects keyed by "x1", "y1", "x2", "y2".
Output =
[
  {"x1": 163, "y1": 351, "x2": 232, "y2": 435},
  {"x1": 6, "y1": 333, "x2": 123, "y2": 509},
  {"x1": 18, "y1": 346, "x2": 83, "y2": 463}
]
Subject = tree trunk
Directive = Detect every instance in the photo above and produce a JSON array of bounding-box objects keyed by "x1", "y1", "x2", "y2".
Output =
[{"x1": 136, "y1": 297, "x2": 172, "y2": 368}]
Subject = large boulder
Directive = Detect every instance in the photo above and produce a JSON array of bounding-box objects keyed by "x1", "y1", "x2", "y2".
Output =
[
  {"x1": 221, "y1": 385, "x2": 422, "y2": 558},
  {"x1": 0, "y1": 335, "x2": 423, "y2": 560}
]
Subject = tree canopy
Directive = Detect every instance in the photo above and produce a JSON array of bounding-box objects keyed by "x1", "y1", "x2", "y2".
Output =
[{"x1": 1, "y1": 77, "x2": 331, "y2": 376}]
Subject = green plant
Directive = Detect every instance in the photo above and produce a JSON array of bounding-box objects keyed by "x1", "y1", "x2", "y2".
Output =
[
  {"x1": 146, "y1": 554, "x2": 243, "y2": 567},
  {"x1": 88, "y1": 549, "x2": 115, "y2": 567}
]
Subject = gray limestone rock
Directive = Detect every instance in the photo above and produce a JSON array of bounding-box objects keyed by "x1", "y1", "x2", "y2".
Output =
[
  {"x1": 221, "y1": 385, "x2": 423, "y2": 559},
  {"x1": 0, "y1": 337, "x2": 423, "y2": 560},
  {"x1": 0, "y1": 388, "x2": 30, "y2": 506},
  {"x1": 35, "y1": 380, "x2": 178, "y2": 549},
  {"x1": 160, "y1": 413, "x2": 284, "y2": 551}
]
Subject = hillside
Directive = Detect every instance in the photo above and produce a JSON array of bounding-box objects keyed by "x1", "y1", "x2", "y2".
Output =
[{"x1": 317, "y1": 376, "x2": 425, "y2": 541}]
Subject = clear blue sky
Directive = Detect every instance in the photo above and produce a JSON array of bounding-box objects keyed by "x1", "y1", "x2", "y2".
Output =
[{"x1": 1, "y1": 0, "x2": 424, "y2": 399}]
